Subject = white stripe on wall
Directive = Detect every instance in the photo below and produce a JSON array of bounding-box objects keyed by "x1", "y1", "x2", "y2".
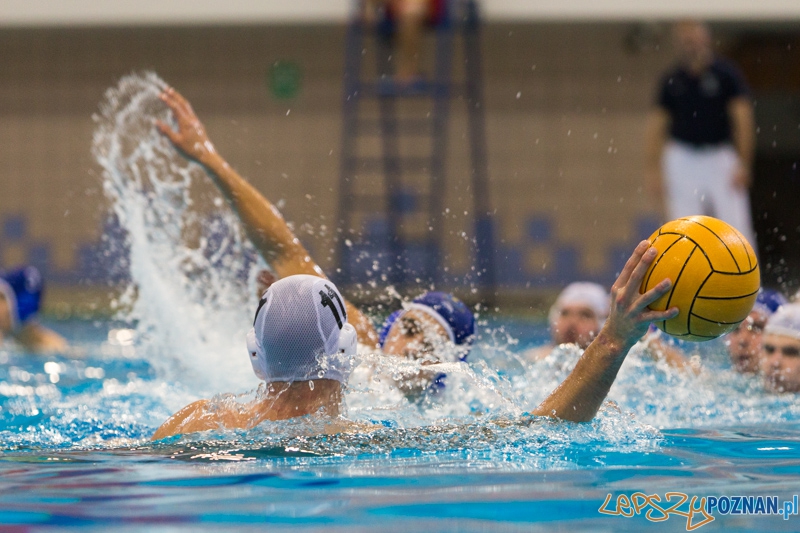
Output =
[{"x1": 2, "y1": 0, "x2": 800, "y2": 25}]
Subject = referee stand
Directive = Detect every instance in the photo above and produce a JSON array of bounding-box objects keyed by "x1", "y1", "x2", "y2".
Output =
[{"x1": 336, "y1": 0, "x2": 496, "y2": 304}]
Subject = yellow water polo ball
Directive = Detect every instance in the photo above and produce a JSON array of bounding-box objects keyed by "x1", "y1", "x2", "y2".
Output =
[{"x1": 640, "y1": 215, "x2": 760, "y2": 341}]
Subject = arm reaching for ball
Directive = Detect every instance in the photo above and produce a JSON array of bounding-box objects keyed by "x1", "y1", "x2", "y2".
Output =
[
  {"x1": 155, "y1": 87, "x2": 379, "y2": 347},
  {"x1": 532, "y1": 241, "x2": 679, "y2": 422}
]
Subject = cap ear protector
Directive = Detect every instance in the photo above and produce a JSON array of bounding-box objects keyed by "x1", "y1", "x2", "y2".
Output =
[
  {"x1": 338, "y1": 323, "x2": 358, "y2": 357},
  {"x1": 246, "y1": 327, "x2": 268, "y2": 381}
]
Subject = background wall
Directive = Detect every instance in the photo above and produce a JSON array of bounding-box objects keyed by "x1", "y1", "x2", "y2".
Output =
[{"x1": 0, "y1": 21, "x2": 797, "y2": 313}]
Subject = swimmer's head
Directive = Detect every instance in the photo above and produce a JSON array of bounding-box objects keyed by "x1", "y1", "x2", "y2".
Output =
[
  {"x1": 549, "y1": 282, "x2": 609, "y2": 349},
  {"x1": 761, "y1": 303, "x2": 800, "y2": 393},
  {"x1": 246, "y1": 275, "x2": 356, "y2": 384},
  {"x1": 0, "y1": 266, "x2": 44, "y2": 333},
  {"x1": 726, "y1": 289, "x2": 787, "y2": 373},
  {"x1": 379, "y1": 292, "x2": 475, "y2": 362}
]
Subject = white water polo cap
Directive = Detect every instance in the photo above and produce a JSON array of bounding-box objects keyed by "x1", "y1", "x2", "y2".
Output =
[
  {"x1": 548, "y1": 282, "x2": 610, "y2": 327},
  {"x1": 246, "y1": 275, "x2": 357, "y2": 383},
  {"x1": 764, "y1": 303, "x2": 800, "y2": 342}
]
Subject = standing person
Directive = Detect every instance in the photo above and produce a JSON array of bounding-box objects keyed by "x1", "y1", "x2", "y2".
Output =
[{"x1": 645, "y1": 20, "x2": 757, "y2": 250}]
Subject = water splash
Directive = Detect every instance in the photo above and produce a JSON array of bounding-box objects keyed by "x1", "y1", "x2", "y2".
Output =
[
  {"x1": 93, "y1": 71, "x2": 261, "y2": 393},
  {"x1": 506, "y1": 338, "x2": 800, "y2": 429}
]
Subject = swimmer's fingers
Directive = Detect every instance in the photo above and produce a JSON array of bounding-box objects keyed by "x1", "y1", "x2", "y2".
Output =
[
  {"x1": 634, "y1": 279, "x2": 678, "y2": 323},
  {"x1": 158, "y1": 87, "x2": 182, "y2": 116},
  {"x1": 640, "y1": 307, "x2": 678, "y2": 324},
  {"x1": 155, "y1": 119, "x2": 179, "y2": 144},
  {"x1": 159, "y1": 88, "x2": 201, "y2": 135},
  {"x1": 626, "y1": 245, "x2": 658, "y2": 290},
  {"x1": 631, "y1": 277, "x2": 671, "y2": 314},
  {"x1": 157, "y1": 88, "x2": 214, "y2": 161},
  {"x1": 160, "y1": 86, "x2": 194, "y2": 118},
  {"x1": 612, "y1": 241, "x2": 650, "y2": 292},
  {"x1": 611, "y1": 242, "x2": 656, "y2": 314}
]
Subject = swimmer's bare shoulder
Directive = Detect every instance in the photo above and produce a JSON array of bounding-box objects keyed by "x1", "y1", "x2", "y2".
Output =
[
  {"x1": 152, "y1": 400, "x2": 380, "y2": 441},
  {"x1": 152, "y1": 399, "x2": 219, "y2": 441},
  {"x1": 153, "y1": 394, "x2": 278, "y2": 440}
]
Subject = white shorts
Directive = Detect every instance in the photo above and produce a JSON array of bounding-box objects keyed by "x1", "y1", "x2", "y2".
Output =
[{"x1": 662, "y1": 141, "x2": 757, "y2": 250}]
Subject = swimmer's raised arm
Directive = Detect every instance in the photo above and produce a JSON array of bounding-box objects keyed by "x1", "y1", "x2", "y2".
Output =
[
  {"x1": 532, "y1": 241, "x2": 679, "y2": 422},
  {"x1": 156, "y1": 87, "x2": 379, "y2": 347}
]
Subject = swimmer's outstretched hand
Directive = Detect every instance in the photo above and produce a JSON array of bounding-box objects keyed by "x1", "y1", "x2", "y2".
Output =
[
  {"x1": 532, "y1": 241, "x2": 678, "y2": 422},
  {"x1": 156, "y1": 87, "x2": 218, "y2": 165},
  {"x1": 601, "y1": 240, "x2": 678, "y2": 348}
]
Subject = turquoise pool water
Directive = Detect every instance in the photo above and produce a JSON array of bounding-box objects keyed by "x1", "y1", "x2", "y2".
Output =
[{"x1": 1, "y1": 318, "x2": 799, "y2": 532}]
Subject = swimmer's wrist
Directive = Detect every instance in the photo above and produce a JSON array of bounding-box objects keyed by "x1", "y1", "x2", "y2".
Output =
[
  {"x1": 593, "y1": 329, "x2": 634, "y2": 359},
  {"x1": 198, "y1": 150, "x2": 225, "y2": 171}
]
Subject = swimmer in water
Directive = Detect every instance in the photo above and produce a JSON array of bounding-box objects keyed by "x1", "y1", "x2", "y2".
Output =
[
  {"x1": 0, "y1": 266, "x2": 67, "y2": 353},
  {"x1": 155, "y1": 87, "x2": 474, "y2": 396},
  {"x1": 761, "y1": 302, "x2": 800, "y2": 393},
  {"x1": 524, "y1": 282, "x2": 609, "y2": 361},
  {"x1": 152, "y1": 275, "x2": 358, "y2": 440},
  {"x1": 725, "y1": 289, "x2": 785, "y2": 374}
]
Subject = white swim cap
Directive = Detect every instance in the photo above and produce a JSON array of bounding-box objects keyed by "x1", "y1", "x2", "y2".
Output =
[
  {"x1": 246, "y1": 275, "x2": 356, "y2": 383},
  {"x1": 548, "y1": 282, "x2": 610, "y2": 326},
  {"x1": 764, "y1": 303, "x2": 800, "y2": 341}
]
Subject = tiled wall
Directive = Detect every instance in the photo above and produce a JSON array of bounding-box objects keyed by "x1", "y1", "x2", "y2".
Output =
[{"x1": 0, "y1": 23, "x2": 741, "y2": 308}]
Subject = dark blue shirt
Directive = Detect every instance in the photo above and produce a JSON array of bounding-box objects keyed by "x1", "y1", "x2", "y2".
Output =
[{"x1": 657, "y1": 58, "x2": 750, "y2": 147}]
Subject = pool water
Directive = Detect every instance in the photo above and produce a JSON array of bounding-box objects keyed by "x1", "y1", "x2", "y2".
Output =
[{"x1": 1, "y1": 318, "x2": 799, "y2": 532}]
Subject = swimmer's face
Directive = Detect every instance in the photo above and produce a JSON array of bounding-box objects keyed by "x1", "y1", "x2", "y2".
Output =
[
  {"x1": 761, "y1": 334, "x2": 800, "y2": 393},
  {"x1": 551, "y1": 303, "x2": 600, "y2": 349},
  {"x1": 0, "y1": 293, "x2": 11, "y2": 334},
  {"x1": 382, "y1": 309, "x2": 452, "y2": 397},
  {"x1": 725, "y1": 309, "x2": 767, "y2": 374},
  {"x1": 382, "y1": 309, "x2": 450, "y2": 361},
  {"x1": 674, "y1": 21, "x2": 712, "y2": 67}
]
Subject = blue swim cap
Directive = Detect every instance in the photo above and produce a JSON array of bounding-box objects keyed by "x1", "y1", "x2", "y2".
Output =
[
  {"x1": 378, "y1": 292, "x2": 475, "y2": 352},
  {"x1": 754, "y1": 288, "x2": 787, "y2": 316},
  {"x1": 412, "y1": 292, "x2": 475, "y2": 345},
  {"x1": 378, "y1": 309, "x2": 405, "y2": 347},
  {"x1": 0, "y1": 266, "x2": 43, "y2": 328}
]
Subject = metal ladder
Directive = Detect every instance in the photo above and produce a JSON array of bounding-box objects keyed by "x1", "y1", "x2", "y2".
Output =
[{"x1": 336, "y1": 0, "x2": 495, "y2": 299}]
